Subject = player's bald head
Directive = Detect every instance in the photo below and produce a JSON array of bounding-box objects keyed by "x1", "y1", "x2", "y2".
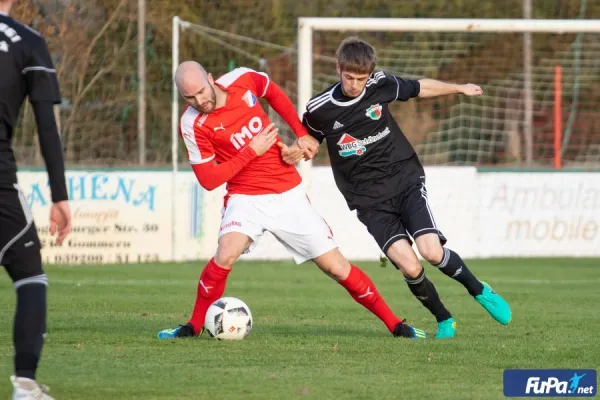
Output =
[
  {"x1": 174, "y1": 61, "x2": 209, "y2": 94},
  {"x1": 175, "y1": 61, "x2": 218, "y2": 114}
]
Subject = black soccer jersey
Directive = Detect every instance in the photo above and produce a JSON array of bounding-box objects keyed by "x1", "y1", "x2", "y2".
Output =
[
  {"x1": 0, "y1": 13, "x2": 64, "y2": 197},
  {"x1": 302, "y1": 71, "x2": 422, "y2": 210}
]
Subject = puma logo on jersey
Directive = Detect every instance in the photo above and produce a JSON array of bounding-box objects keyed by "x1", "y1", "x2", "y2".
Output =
[{"x1": 230, "y1": 116, "x2": 263, "y2": 150}]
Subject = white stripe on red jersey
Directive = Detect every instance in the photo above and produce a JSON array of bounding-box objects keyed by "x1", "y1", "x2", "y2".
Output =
[
  {"x1": 180, "y1": 106, "x2": 215, "y2": 165},
  {"x1": 216, "y1": 67, "x2": 270, "y2": 97}
]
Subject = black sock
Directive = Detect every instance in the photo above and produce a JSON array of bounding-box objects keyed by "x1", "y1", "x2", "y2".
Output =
[
  {"x1": 434, "y1": 248, "x2": 483, "y2": 297},
  {"x1": 404, "y1": 268, "x2": 452, "y2": 323},
  {"x1": 14, "y1": 282, "x2": 47, "y2": 380}
]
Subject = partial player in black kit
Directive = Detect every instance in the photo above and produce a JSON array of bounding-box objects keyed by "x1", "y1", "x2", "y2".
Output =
[
  {"x1": 282, "y1": 36, "x2": 512, "y2": 339},
  {"x1": 1, "y1": 0, "x2": 71, "y2": 398}
]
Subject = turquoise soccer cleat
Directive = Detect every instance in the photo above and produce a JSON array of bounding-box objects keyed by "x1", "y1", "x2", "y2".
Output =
[
  {"x1": 475, "y1": 281, "x2": 512, "y2": 325},
  {"x1": 157, "y1": 324, "x2": 198, "y2": 339},
  {"x1": 435, "y1": 317, "x2": 456, "y2": 339}
]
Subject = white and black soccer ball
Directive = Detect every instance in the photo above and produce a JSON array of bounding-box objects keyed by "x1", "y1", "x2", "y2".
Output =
[{"x1": 204, "y1": 297, "x2": 253, "y2": 340}]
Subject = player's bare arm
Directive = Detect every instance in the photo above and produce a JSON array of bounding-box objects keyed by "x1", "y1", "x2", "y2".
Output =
[{"x1": 417, "y1": 79, "x2": 483, "y2": 98}]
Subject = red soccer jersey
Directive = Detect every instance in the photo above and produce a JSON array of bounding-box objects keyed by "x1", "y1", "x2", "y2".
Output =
[{"x1": 180, "y1": 68, "x2": 302, "y2": 195}]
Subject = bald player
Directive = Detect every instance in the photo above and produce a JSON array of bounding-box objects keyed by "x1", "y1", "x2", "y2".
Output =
[{"x1": 157, "y1": 61, "x2": 427, "y2": 340}]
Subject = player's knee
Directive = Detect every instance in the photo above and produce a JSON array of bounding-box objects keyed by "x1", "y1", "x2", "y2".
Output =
[
  {"x1": 389, "y1": 255, "x2": 421, "y2": 278},
  {"x1": 418, "y1": 242, "x2": 444, "y2": 265},
  {"x1": 312, "y1": 249, "x2": 351, "y2": 281},
  {"x1": 215, "y1": 245, "x2": 240, "y2": 269},
  {"x1": 215, "y1": 233, "x2": 250, "y2": 268},
  {"x1": 326, "y1": 262, "x2": 351, "y2": 281},
  {"x1": 401, "y1": 260, "x2": 423, "y2": 278},
  {"x1": 386, "y1": 241, "x2": 422, "y2": 277},
  {"x1": 214, "y1": 247, "x2": 239, "y2": 269}
]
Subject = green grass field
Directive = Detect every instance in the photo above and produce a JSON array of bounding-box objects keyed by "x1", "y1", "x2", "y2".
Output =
[{"x1": 1, "y1": 258, "x2": 599, "y2": 399}]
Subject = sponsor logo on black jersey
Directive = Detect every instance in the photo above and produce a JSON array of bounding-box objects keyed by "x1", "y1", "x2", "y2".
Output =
[{"x1": 336, "y1": 127, "x2": 390, "y2": 157}]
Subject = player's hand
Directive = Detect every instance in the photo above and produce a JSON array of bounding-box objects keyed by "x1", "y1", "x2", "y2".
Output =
[
  {"x1": 49, "y1": 200, "x2": 71, "y2": 245},
  {"x1": 249, "y1": 123, "x2": 278, "y2": 156},
  {"x1": 297, "y1": 135, "x2": 320, "y2": 160},
  {"x1": 459, "y1": 84, "x2": 483, "y2": 96},
  {"x1": 277, "y1": 141, "x2": 305, "y2": 164}
]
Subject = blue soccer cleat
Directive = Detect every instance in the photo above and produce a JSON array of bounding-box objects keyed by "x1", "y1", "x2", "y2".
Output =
[
  {"x1": 393, "y1": 320, "x2": 427, "y2": 339},
  {"x1": 475, "y1": 281, "x2": 512, "y2": 325},
  {"x1": 157, "y1": 323, "x2": 198, "y2": 339},
  {"x1": 435, "y1": 317, "x2": 456, "y2": 339}
]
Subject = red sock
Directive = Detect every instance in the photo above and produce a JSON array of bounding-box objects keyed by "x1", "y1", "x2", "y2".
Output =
[
  {"x1": 339, "y1": 265, "x2": 402, "y2": 333},
  {"x1": 188, "y1": 258, "x2": 231, "y2": 334}
]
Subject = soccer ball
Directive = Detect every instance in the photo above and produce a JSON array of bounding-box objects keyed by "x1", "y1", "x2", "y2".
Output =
[{"x1": 204, "y1": 297, "x2": 253, "y2": 340}]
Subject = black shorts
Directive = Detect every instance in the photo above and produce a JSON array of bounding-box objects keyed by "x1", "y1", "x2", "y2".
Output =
[
  {"x1": 0, "y1": 184, "x2": 44, "y2": 282},
  {"x1": 356, "y1": 170, "x2": 447, "y2": 253}
]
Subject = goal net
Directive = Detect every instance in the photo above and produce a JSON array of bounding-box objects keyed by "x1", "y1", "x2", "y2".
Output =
[
  {"x1": 172, "y1": 17, "x2": 600, "y2": 171},
  {"x1": 298, "y1": 18, "x2": 600, "y2": 169}
]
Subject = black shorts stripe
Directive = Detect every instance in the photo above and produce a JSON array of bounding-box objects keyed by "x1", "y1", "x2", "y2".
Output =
[
  {"x1": 0, "y1": 184, "x2": 33, "y2": 263},
  {"x1": 0, "y1": 185, "x2": 44, "y2": 282}
]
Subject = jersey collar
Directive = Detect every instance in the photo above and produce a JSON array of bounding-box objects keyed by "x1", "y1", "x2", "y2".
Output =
[{"x1": 329, "y1": 83, "x2": 366, "y2": 107}]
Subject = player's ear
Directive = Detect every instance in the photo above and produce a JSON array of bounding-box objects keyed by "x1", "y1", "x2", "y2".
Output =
[
  {"x1": 207, "y1": 73, "x2": 214, "y2": 85},
  {"x1": 336, "y1": 62, "x2": 341, "y2": 77}
]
